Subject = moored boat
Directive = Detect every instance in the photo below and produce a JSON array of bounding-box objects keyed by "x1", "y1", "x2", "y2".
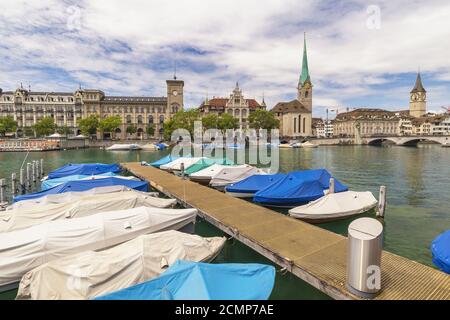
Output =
[
  {"x1": 13, "y1": 177, "x2": 149, "y2": 203},
  {"x1": 40, "y1": 172, "x2": 119, "y2": 190},
  {"x1": 253, "y1": 169, "x2": 348, "y2": 208},
  {"x1": 225, "y1": 174, "x2": 286, "y2": 198},
  {"x1": 95, "y1": 260, "x2": 275, "y2": 300},
  {"x1": 16, "y1": 231, "x2": 226, "y2": 300},
  {"x1": 0, "y1": 207, "x2": 197, "y2": 292},
  {"x1": 431, "y1": 230, "x2": 450, "y2": 274},
  {"x1": 45, "y1": 163, "x2": 121, "y2": 180},
  {"x1": 106, "y1": 143, "x2": 142, "y2": 151},
  {"x1": 1, "y1": 191, "x2": 177, "y2": 233},
  {"x1": 209, "y1": 165, "x2": 266, "y2": 190},
  {"x1": 160, "y1": 157, "x2": 205, "y2": 174},
  {"x1": 288, "y1": 191, "x2": 377, "y2": 223}
]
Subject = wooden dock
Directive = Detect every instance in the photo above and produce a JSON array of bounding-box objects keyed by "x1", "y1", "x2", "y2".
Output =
[{"x1": 122, "y1": 162, "x2": 450, "y2": 300}]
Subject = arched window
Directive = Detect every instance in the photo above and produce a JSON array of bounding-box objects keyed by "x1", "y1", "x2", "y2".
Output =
[
  {"x1": 234, "y1": 109, "x2": 240, "y2": 117},
  {"x1": 148, "y1": 115, "x2": 154, "y2": 124},
  {"x1": 171, "y1": 103, "x2": 180, "y2": 113},
  {"x1": 303, "y1": 117, "x2": 306, "y2": 133},
  {"x1": 305, "y1": 90, "x2": 309, "y2": 98},
  {"x1": 241, "y1": 109, "x2": 247, "y2": 118},
  {"x1": 298, "y1": 116, "x2": 301, "y2": 133},
  {"x1": 294, "y1": 118, "x2": 297, "y2": 133},
  {"x1": 126, "y1": 115, "x2": 132, "y2": 124},
  {"x1": 159, "y1": 115, "x2": 164, "y2": 124},
  {"x1": 137, "y1": 115, "x2": 143, "y2": 124}
]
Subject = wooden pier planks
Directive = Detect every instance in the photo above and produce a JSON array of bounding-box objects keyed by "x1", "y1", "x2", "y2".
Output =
[{"x1": 122, "y1": 162, "x2": 450, "y2": 300}]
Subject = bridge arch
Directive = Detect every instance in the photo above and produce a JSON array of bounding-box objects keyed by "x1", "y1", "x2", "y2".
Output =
[{"x1": 367, "y1": 138, "x2": 398, "y2": 145}]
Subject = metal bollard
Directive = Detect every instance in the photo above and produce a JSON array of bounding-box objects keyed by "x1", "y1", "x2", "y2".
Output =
[
  {"x1": 0, "y1": 179, "x2": 5, "y2": 203},
  {"x1": 11, "y1": 173, "x2": 17, "y2": 196},
  {"x1": 347, "y1": 217, "x2": 383, "y2": 298},
  {"x1": 35, "y1": 160, "x2": 40, "y2": 180}
]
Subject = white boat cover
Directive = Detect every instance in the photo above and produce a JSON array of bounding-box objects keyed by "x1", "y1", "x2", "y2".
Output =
[
  {"x1": 300, "y1": 141, "x2": 318, "y2": 148},
  {"x1": 5, "y1": 185, "x2": 133, "y2": 211},
  {"x1": 16, "y1": 231, "x2": 226, "y2": 300},
  {"x1": 160, "y1": 157, "x2": 205, "y2": 171},
  {"x1": 0, "y1": 207, "x2": 197, "y2": 289},
  {"x1": 209, "y1": 165, "x2": 267, "y2": 188},
  {"x1": 106, "y1": 144, "x2": 141, "y2": 151},
  {"x1": 0, "y1": 191, "x2": 177, "y2": 233},
  {"x1": 189, "y1": 164, "x2": 230, "y2": 180},
  {"x1": 288, "y1": 191, "x2": 377, "y2": 220}
]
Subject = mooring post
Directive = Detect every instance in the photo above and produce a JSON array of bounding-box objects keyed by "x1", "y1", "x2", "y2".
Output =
[
  {"x1": 19, "y1": 168, "x2": 26, "y2": 194},
  {"x1": 0, "y1": 179, "x2": 5, "y2": 203},
  {"x1": 376, "y1": 186, "x2": 386, "y2": 218},
  {"x1": 329, "y1": 178, "x2": 335, "y2": 194},
  {"x1": 35, "y1": 160, "x2": 39, "y2": 181},
  {"x1": 32, "y1": 161, "x2": 37, "y2": 184},
  {"x1": 11, "y1": 173, "x2": 17, "y2": 196},
  {"x1": 40, "y1": 159, "x2": 44, "y2": 177},
  {"x1": 26, "y1": 162, "x2": 31, "y2": 189}
]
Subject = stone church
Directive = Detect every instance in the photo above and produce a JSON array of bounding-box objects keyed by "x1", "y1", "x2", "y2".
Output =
[{"x1": 272, "y1": 34, "x2": 313, "y2": 138}]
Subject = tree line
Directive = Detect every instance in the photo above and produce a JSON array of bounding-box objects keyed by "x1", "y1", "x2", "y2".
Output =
[{"x1": 0, "y1": 109, "x2": 279, "y2": 139}]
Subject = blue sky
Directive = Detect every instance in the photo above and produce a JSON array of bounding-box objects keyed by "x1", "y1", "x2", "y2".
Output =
[{"x1": 1, "y1": 0, "x2": 450, "y2": 118}]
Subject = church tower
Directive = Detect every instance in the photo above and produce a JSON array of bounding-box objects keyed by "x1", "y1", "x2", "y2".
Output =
[
  {"x1": 297, "y1": 33, "x2": 313, "y2": 112},
  {"x1": 409, "y1": 72, "x2": 427, "y2": 118}
]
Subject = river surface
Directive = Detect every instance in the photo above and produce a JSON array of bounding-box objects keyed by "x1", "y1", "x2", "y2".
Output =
[{"x1": 0, "y1": 145, "x2": 449, "y2": 299}]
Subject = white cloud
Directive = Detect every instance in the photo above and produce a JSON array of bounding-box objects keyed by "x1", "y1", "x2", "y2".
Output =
[{"x1": 0, "y1": 0, "x2": 449, "y2": 119}]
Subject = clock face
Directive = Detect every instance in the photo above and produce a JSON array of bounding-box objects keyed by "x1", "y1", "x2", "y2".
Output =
[{"x1": 172, "y1": 90, "x2": 178, "y2": 96}]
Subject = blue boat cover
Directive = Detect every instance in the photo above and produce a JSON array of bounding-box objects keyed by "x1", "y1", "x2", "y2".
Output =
[
  {"x1": 41, "y1": 172, "x2": 117, "y2": 191},
  {"x1": 150, "y1": 154, "x2": 189, "y2": 168},
  {"x1": 155, "y1": 143, "x2": 167, "y2": 150},
  {"x1": 47, "y1": 163, "x2": 121, "y2": 179},
  {"x1": 95, "y1": 260, "x2": 275, "y2": 300},
  {"x1": 225, "y1": 174, "x2": 286, "y2": 194},
  {"x1": 253, "y1": 169, "x2": 348, "y2": 206},
  {"x1": 13, "y1": 177, "x2": 148, "y2": 203},
  {"x1": 431, "y1": 230, "x2": 450, "y2": 274}
]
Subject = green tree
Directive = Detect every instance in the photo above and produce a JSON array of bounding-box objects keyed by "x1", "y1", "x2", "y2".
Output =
[
  {"x1": 126, "y1": 124, "x2": 137, "y2": 137},
  {"x1": 146, "y1": 124, "x2": 155, "y2": 137},
  {"x1": 163, "y1": 109, "x2": 200, "y2": 140},
  {"x1": 57, "y1": 125, "x2": 71, "y2": 136},
  {"x1": 33, "y1": 117, "x2": 56, "y2": 137},
  {"x1": 0, "y1": 116, "x2": 18, "y2": 136},
  {"x1": 78, "y1": 114, "x2": 99, "y2": 136},
  {"x1": 218, "y1": 113, "x2": 239, "y2": 133},
  {"x1": 202, "y1": 114, "x2": 219, "y2": 130},
  {"x1": 248, "y1": 110, "x2": 280, "y2": 132},
  {"x1": 99, "y1": 115, "x2": 122, "y2": 139}
]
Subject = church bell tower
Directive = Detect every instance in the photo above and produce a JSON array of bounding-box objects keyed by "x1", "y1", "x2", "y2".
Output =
[
  {"x1": 409, "y1": 72, "x2": 427, "y2": 118},
  {"x1": 297, "y1": 33, "x2": 312, "y2": 112}
]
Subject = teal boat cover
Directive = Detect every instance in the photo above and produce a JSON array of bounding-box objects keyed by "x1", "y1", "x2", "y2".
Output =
[
  {"x1": 253, "y1": 169, "x2": 348, "y2": 206},
  {"x1": 431, "y1": 230, "x2": 450, "y2": 274},
  {"x1": 47, "y1": 163, "x2": 121, "y2": 179},
  {"x1": 185, "y1": 158, "x2": 235, "y2": 175},
  {"x1": 41, "y1": 172, "x2": 117, "y2": 190},
  {"x1": 225, "y1": 174, "x2": 286, "y2": 195},
  {"x1": 13, "y1": 177, "x2": 148, "y2": 203},
  {"x1": 95, "y1": 260, "x2": 275, "y2": 300}
]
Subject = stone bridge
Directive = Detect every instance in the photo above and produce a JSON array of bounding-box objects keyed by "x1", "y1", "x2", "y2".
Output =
[{"x1": 365, "y1": 135, "x2": 450, "y2": 146}]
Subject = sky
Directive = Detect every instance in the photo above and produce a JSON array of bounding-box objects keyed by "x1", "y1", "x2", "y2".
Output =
[{"x1": 1, "y1": 0, "x2": 450, "y2": 118}]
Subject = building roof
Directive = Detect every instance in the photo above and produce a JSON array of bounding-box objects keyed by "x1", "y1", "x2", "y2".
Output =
[
  {"x1": 199, "y1": 97, "x2": 262, "y2": 110},
  {"x1": 271, "y1": 99, "x2": 310, "y2": 114},
  {"x1": 335, "y1": 108, "x2": 399, "y2": 122},
  {"x1": 411, "y1": 72, "x2": 426, "y2": 93},
  {"x1": 103, "y1": 96, "x2": 167, "y2": 103}
]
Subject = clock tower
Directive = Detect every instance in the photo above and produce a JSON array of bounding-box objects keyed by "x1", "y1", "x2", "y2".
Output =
[
  {"x1": 409, "y1": 72, "x2": 427, "y2": 118},
  {"x1": 166, "y1": 78, "x2": 184, "y2": 119}
]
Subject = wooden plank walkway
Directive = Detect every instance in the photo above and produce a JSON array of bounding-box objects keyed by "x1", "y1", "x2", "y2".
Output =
[{"x1": 122, "y1": 162, "x2": 450, "y2": 300}]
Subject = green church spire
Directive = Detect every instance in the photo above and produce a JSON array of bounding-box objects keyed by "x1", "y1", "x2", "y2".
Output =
[{"x1": 299, "y1": 32, "x2": 310, "y2": 87}]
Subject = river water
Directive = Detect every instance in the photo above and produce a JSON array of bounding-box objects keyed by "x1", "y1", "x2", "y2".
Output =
[{"x1": 0, "y1": 145, "x2": 449, "y2": 299}]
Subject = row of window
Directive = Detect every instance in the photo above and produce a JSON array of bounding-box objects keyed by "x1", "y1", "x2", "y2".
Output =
[{"x1": 293, "y1": 116, "x2": 307, "y2": 134}]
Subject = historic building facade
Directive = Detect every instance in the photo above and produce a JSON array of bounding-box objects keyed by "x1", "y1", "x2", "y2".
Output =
[
  {"x1": 197, "y1": 83, "x2": 266, "y2": 130},
  {"x1": 0, "y1": 79, "x2": 184, "y2": 139},
  {"x1": 271, "y1": 34, "x2": 312, "y2": 138}
]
